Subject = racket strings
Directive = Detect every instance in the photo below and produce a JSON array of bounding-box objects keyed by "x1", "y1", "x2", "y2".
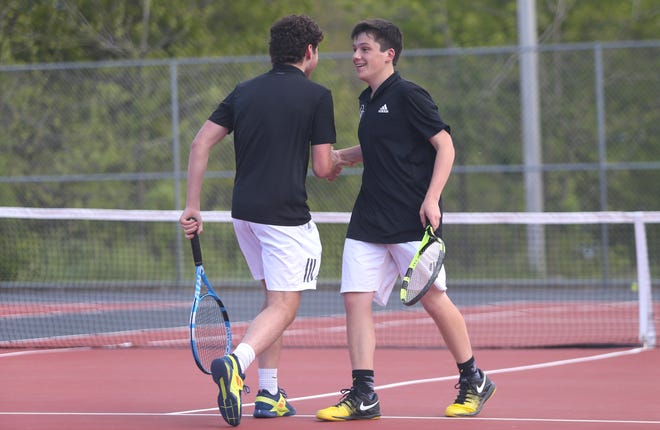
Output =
[
  {"x1": 406, "y1": 242, "x2": 442, "y2": 299},
  {"x1": 193, "y1": 295, "x2": 228, "y2": 370}
]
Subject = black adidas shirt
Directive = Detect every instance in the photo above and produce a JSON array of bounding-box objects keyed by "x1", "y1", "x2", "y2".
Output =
[
  {"x1": 347, "y1": 72, "x2": 450, "y2": 243},
  {"x1": 209, "y1": 64, "x2": 336, "y2": 226}
]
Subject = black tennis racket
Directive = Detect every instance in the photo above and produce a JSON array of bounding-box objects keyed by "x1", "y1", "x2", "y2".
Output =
[
  {"x1": 400, "y1": 225, "x2": 446, "y2": 306},
  {"x1": 189, "y1": 230, "x2": 232, "y2": 374}
]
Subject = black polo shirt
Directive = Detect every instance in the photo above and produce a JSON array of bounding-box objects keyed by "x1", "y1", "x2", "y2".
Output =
[
  {"x1": 347, "y1": 72, "x2": 450, "y2": 243},
  {"x1": 209, "y1": 64, "x2": 336, "y2": 226}
]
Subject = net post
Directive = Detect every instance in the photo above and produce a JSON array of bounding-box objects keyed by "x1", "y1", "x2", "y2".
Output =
[{"x1": 634, "y1": 213, "x2": 656, "y2": 347}]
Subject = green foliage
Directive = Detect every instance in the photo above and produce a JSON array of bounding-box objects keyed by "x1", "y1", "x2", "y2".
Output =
[
  {"x1": 2, "y1": 1, "x2": 657, "y2": 64},
  {"x1": 538, "y1": 0, "x2": 660, "y2": 42},
  {"x1": 0, "y1": 1, "x2": 658, "y2": 286}
]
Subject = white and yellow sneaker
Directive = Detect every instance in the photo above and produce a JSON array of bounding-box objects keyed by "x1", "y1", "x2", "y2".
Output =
[
  {"x1": 316, "y1": 388, "x2": 380, "y2": 421},
  {"x1": 445, "y1": 370, "x2": 496, "y2": 417}
]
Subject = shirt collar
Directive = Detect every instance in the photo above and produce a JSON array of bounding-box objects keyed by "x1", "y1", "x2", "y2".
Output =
[
  {"x1": 359, "y1": 72, "x2": 401, "y2": 101},
  {"x1": 271, "y1": 63, "x2": 306, "y2": 77}
]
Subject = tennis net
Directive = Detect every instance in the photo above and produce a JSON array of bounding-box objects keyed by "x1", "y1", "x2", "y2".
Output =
[{"x1": 1, "y1": 207, "x2": 657, "y2": 349}]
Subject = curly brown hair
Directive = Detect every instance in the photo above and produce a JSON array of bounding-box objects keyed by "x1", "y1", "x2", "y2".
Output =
[{"x1": 269, "y1": 15, "x2": 324, "y2": 65}]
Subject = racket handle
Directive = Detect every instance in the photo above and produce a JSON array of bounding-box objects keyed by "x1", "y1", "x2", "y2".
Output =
[
  {"x1": 188, "y1": 217, "x2": 203, "y2": 266},
  {"x1": 191, "y1": 233, "x2": 203, "y2": 266}
]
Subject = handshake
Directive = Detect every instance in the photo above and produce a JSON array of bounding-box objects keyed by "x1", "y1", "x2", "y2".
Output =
[{"x1": 325, "y1": 146, "x2": 362, "y2": 182}]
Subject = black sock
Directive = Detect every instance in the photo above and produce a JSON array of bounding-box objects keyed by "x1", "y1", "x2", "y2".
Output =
[
  {"x1": 457, "y1": 356, "x2": 480, "y2": 380},
  {"x1": 352, "y1": 369, "x2": 375, "y2": 394}
]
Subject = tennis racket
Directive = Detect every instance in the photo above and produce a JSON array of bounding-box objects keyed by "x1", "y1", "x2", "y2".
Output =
[
  {"x1": 400, "y1": 224, "x2": 446, "y2": 306},
  {"x1": 189, "y1": 230, "x2": 232, "y2": 374}
]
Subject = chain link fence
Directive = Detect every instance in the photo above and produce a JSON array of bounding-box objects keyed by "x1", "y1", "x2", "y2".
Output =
[
  {"x1": 1, "y1": 42, "x2": 659, "y2": 347},
  {"x1": 1, "y1": 41, "x2": 658, "y2": 213}
]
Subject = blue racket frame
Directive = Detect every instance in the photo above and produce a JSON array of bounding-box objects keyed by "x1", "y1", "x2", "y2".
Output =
[{"x1": 189, "y1": 233, "x2": 232, "y2": 375}]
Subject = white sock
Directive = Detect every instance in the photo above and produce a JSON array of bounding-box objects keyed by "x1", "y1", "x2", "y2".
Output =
[
  {"x1": 258, "y1": 368, "x2": 278, "y2": 395},
  {"x1": 232, "y1": 343, "x2": 255, "y2": 373}
]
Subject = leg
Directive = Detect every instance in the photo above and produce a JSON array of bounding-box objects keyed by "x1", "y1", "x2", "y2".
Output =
[
  {"x1": 214, "y1": 284, "x2": 301, "y2": 425},
  {"x1": 254, "y1": 282, "x2": 284, "y2": 394},
  {"x1": 421, "y1": 287, "x2": 496, "y2": 417},
  {"x1": 317, "y1": 239, "x2": 393, "y2": 422},
  {"x1": 217, "y1": 220, "x2": 317, "y2": 424},
  {"x1": 229, "y1": 220, "x2": 313, "y2": 360},
  {"x1": 243, "y1": 287, "x2": 301, "y2": 358},
  {"x1": 315, "y1": 291, "x2": 381, "y2": 421},
  {"x1": 420, "y1": 287, "x2": 473, "y2": 363},
  {"x1": 344, "y1": 291, "x2": 376, "y2": 370},
  {"x1": 251, "y1": 284, "x2": 298, "y2": 418}
]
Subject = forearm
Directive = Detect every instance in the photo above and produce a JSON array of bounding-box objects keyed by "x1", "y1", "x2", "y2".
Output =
[
  {"x1": 420, "y1": 130, "x2": 455, "y2": 229},
  {"x1": 337, "y1": 145, "x2": 363, "y2": 166},
  {"x1": 184, "y1": 141, "x2": 210, "y2": 211},
  {"x1": 426, "y1": 130, "x2": 455, "y2": 201},
  {"x1": 311, "y1": 143, "x2": 336, "y2": 178},
  {"x1": 312, "y1": 144, "x2": 363, "y2": 181},
  {"x1": 426, "y1": 149, "x2": 454, "y2": 201},
  {"x1": 180, "y1": 120, "x2": 227, "y2": 237}
]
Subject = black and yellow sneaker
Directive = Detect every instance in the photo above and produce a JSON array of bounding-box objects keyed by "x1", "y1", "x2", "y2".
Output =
[
  {"x1": 316, "y1": 388, "x2": 381, "y2": 421},
  {"x1": 211, "y1": 354, "x2": 247, "y2": 426},
  {"x1": 445, "y1": 370, "x2": 496, "y2": 417},
  {"x1": 253, "y1": 387, "x2": 296, "y2": 418}
]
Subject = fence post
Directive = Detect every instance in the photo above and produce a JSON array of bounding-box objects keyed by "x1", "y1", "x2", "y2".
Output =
[
  {"x1": 518, "y1": 0, "x2": 546, "y2": 277},
  {"x1": 594, "y1": 43, "x2": 612, "y2": 286},
  {"x1": 170, "y1": 60, "x2": 184, "y2": 287}
]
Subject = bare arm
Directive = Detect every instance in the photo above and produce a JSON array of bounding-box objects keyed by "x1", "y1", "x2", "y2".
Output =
[
  {"x1": 420, "y1": 129, "x2": 455, "y2": 231},
  {"x1": 311, "y1": 143, "x2": 339, "y2": 180},
  {"x1": 334, "y1": 145, "x2": 363, "y2": 166},
  {"x1": 179, "y1": 120, "x2": 229, "y2": 238},
  {"x1": 312, "y1": 142, "x2": 364, "y2": 181}
]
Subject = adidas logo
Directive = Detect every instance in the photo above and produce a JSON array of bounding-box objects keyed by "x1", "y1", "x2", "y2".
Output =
[{"x1": 377, "y1": 104, "x2": 389, "y2": 113}]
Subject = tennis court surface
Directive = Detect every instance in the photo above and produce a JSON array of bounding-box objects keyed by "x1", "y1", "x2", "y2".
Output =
[
  {"x1": 1, "y1": 209, "x2": 658, "y2": 428},
  {"x1": 2, "y1": 345, "x2": 659, "y2": 430}
]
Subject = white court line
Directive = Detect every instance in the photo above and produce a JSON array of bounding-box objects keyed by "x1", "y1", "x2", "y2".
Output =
[
  {"x1": 2, "y1": 346, "x2": 656, "y2": 426},
  {"x1": 0, "y1": 411, "x2": 658, "y2": 425},
  {"x1": 168, "y1": 346, "x2": 660, "y2": 426},
  {"x1": 375, "y1": 346, "x2": 650, "y2": 390},
  {"x1": 295, "y1": 414, "x2": 660, "y2": 425},
  {"x1": 171, "y1": 346, "x2": 650, "y2": 414},
  {"x1": 0, "y1": 347, "x2": 90, "y2": 358}
]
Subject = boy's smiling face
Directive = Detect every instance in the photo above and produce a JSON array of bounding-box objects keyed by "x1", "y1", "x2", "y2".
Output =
[{"x1": 352, "y1": 32, "x2": 395, "y2": 88}]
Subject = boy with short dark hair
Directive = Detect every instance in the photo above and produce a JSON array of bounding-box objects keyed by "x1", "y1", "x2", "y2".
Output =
[{"x1": 316, "y1": 18, "x2": 496, "y2": 422}]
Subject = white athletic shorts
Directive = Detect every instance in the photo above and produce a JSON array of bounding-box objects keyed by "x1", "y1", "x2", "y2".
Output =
[
  {"x1": 232, "y1": 218, "x2": 322, "y2": 292},
  {"x1": 341, "y1": 238, "x2": 447, "y2": 306}
]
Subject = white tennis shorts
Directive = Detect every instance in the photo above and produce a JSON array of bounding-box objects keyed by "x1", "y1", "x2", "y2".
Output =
[
  {"x1": 232, "y1": 219, "x2": 322, "y2": 292},
  {"x1": 341, "y1": 238, "x2": 447, "y2": 306}
]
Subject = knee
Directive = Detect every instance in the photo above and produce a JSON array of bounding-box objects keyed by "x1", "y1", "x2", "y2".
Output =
[
  {"x1": 343, "y1": 291, "x2": 373, "y2": 311},
  {"x1": 267, "y1": 292, "x2": 301, "y2": 321},
  {"x1": 421, "y1": 288, "x2": 448, "y2": 310}
]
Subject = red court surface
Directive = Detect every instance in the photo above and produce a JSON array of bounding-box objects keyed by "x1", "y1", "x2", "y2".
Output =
[{"x1": 1, "y1": 346, "x2": 659, "y2": 430}]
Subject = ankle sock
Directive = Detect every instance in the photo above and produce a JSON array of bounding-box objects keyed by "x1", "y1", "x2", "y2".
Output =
[
  {"x1": 258, "y1": 368, "x2": 278, "y2": 395},
  {"x1": 352, "y1": 369, "x2": 375, "y2": 394},
  {"x1": 232, "y1": 343, "x2": 255, "y2": 374},
  {"x1": 457, "y1": 356, "x2": 480, "y2": 380}
]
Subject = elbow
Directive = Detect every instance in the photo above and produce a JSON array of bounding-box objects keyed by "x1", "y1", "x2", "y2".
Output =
[
  {"x1": 312, "y1": 165, "x2": 332, "y2": 179},
  {"x1": 312, "y1": 156, "x2": 335, "y2": 178}
]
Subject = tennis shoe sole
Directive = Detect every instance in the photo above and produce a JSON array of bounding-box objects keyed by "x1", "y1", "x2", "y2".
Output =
[{"x1": 211, "y1": 355, "x2": 244, "y2": 426}]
